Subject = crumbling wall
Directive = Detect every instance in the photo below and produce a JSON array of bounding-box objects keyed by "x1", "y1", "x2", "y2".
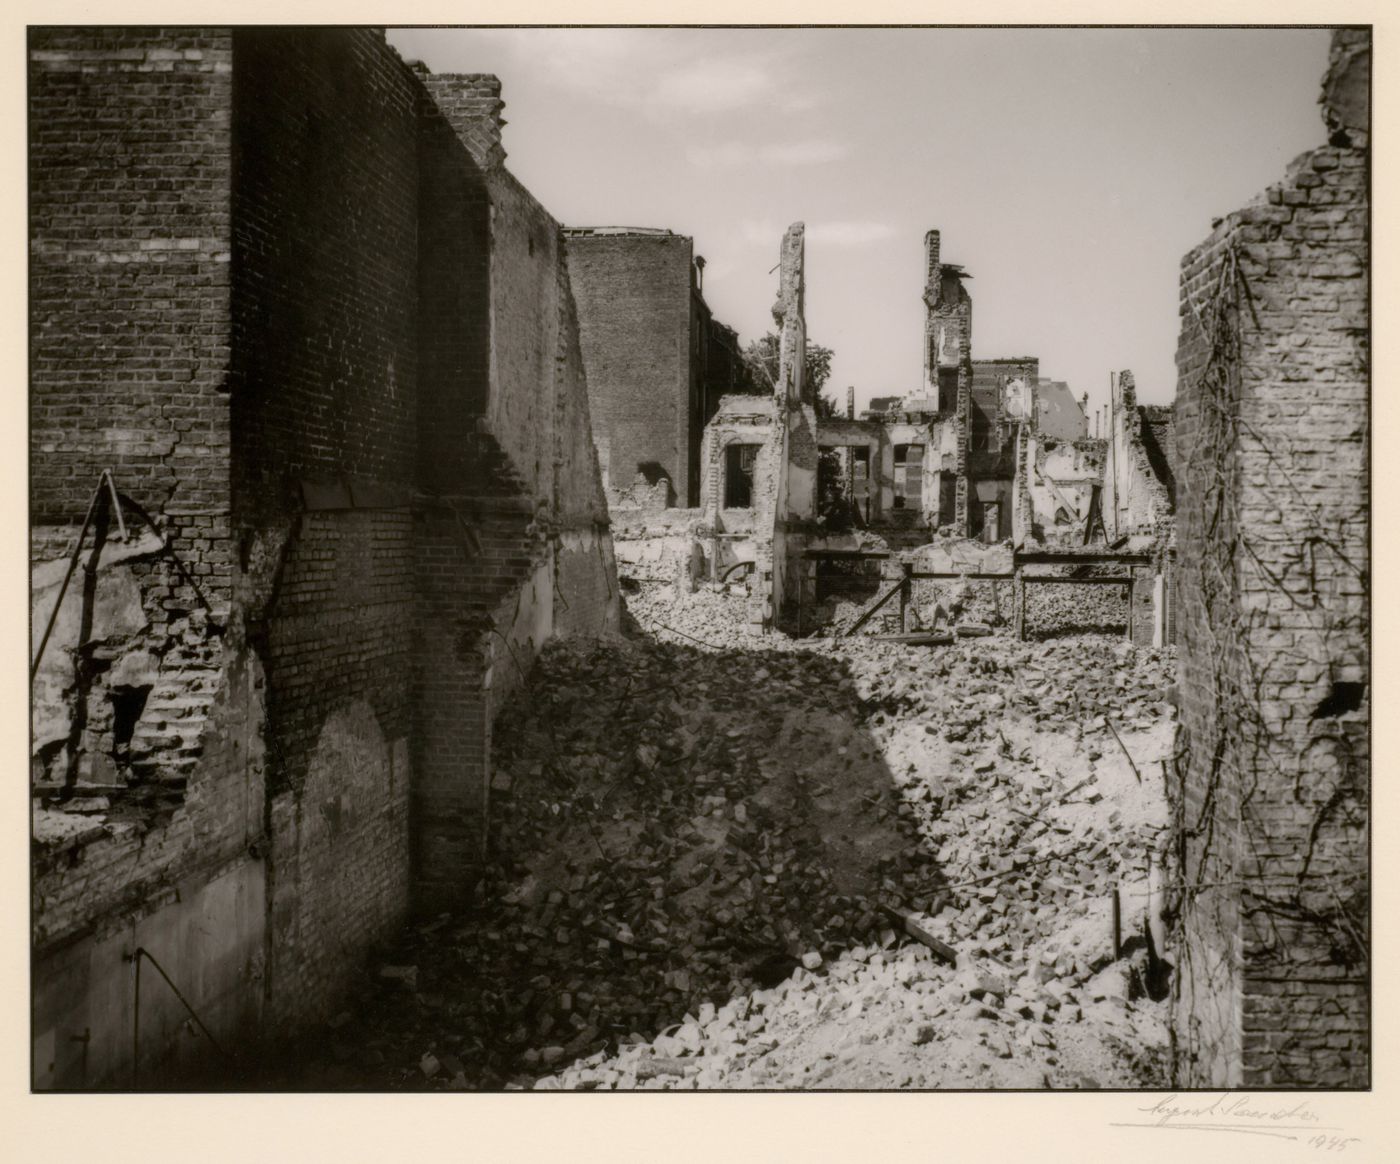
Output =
[
  {"x1": 30, "y1": 27, "x2": 237, "y2": 805},
  {"x1": 1171, "y1": 28, "x2": 1369, "y2": 1088},
  {"x1": 923, "y1": 230, "x2": 974, "y2": 534},
  {"x1": 28, "y1": 27, "x2": 260, "y2": 1089},
  {"x1": 1021, "y1": 434, "x2": 1106, "y2": 541},
  {"x1": 1104, "y1": 371, "x2": 1173, "y2": 538}
]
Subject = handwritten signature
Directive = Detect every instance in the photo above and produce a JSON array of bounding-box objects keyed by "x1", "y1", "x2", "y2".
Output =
[{"x1": 1112, "y1": 1094, "x2": 1361, "y2": 1150}]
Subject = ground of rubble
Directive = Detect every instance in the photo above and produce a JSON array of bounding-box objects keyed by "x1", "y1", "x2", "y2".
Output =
[{"x1": 266, "y1": 578, "x2": 1176, "y2": 1091}]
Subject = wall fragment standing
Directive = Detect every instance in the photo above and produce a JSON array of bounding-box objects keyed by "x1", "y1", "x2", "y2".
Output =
[{"x1": 1170, "y1": 28, "x2": 1369, "y2": 1089}]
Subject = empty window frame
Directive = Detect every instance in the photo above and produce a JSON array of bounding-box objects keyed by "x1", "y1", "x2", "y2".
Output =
[
  {"x1": 893, "y1": 444, "x2": 925, "y2": 510},
  {"x1": 938, "y1": 471, "x2": 957, "y2": 527},
  {"x1": 937, "y1": 367, "x2": 959, "y2": 414},
  {"x1": 724, "y1": 443, "x2": 760, "y2": 508}
]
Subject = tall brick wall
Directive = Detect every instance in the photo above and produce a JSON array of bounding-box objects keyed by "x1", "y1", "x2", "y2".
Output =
[
  {"x1": 1170, "y1": 29, "x2": 1369, "y2": 1088},
  {"x1": 406, "y1": 74, "x2": 620, "y2": 903},
  {"x1": 32, "y1": 29, "x2": 619, "y2": 1086},
  {"x1": 565, "y1": 232, "x2": 695, "y2": 503},
  {"x1": 228, "y1": 29, "x2": 422, "y2": 1028},
  {"x1": 230, "y1": 29, "x2": 419, "y2": 523}
]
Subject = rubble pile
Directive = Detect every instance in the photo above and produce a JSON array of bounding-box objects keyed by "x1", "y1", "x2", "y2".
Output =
[
  {"x1": 536, "y1": 604, "x2": 1177, "y2": 1088},
  {"x1": 268, "y1": 578, "x2": 1174, "y2": 1090},
  {"x1": 789, "y1": 575, "x2": 1126, "y2": 641},
  {"x1": 267, "y1": 625, "x2": 943, "y2": 1089},
  {"x1": 1021, "y1": 579, "x2": 1130, "y2": 640}
]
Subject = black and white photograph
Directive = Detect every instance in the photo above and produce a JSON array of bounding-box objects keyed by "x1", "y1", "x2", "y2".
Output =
[{"x1": 21, "y1": 10, "x2": 1377, "y2": 1138}]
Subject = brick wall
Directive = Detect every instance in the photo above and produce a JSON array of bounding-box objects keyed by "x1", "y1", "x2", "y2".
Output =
[
  {"x1": 1170, "y1": 29, "x2": 1369, "y2": 1088},
  {"x1": 230, "y1": 28, "x2": 419, "y2": 524},
  {"x1": 408, "y1": 74, "x2": 620, "y2": 902},
  {"x1": 417, "y1": 75, "x2": 492, "y2": 480},
  {"x1": 565, "y1": 232, "x2": 695, "y2": 504},
  {"x1": 30, "y1": 27, "x2": 234, "y2": 529},
  {"x1": 28, "y1": 27, "x2": 259, "y2": 1088},
  {"x1": 229, "y1": 29, "x2": 421, "y2": 1029},
  {"x1": 32, "y1": 28, "x2": 621, "y2": 1086},
  {"x1": 29, "y1": 26, "x2": 238, "y2": 804}
]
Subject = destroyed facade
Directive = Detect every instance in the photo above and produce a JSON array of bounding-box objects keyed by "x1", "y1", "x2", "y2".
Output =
[{"x1": 614, "y1": 225, "x2": 1173, "y2": 649}]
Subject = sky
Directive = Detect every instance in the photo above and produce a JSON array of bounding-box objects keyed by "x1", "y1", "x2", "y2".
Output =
[{"x1": 388, "y1": 26, "x2": 1332, "y2": 418}]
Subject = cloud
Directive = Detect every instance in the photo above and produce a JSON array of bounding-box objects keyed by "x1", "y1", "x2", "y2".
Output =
[
  {"x1": 686, "y1": 138, "x2": 849, "y2": 169},
  {"x1": 652, "y1": 55, "x2": 778, "y2": 114}
]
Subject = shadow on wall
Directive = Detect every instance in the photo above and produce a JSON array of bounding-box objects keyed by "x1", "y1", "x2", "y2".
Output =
[{"x1": 251, "y1": 633, "x2": 946, "y2": 1089}]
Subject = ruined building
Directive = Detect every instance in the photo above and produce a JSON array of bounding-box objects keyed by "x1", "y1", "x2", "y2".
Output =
[
  {"x1": 30, "y1": 27, "x2": 619, "y2": 1088},
  {"x1": 690, "y1": 226, "x2": 1152, "y2": 638},
  {"x1": 1101, "y1": 369, "x2": 1176, "y2": 543},
  {"x1": 1170, "y1": 28, "x2": 1369, "y2": 1087},
  {"x1": 564, "y1": 227, "x2": 747, "y2": 510}
]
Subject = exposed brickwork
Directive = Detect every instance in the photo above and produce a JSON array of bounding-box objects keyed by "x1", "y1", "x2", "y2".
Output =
[
  {"x1": 31, "y1": 29, "x2": 619, "y2": 1087},
  {"x1": 1170, "y1": 30, "x2": 1369, "y2": 1088},
  {"x1": 418, "y1": 70, "x2": 506, "y2": 169},
  {"x1": 230, "y1": 29, "x2": 419, "y2": 523},
  {"x1": 29, "y1": 28, "x2": 238, "y2": 811},
  {"x1": 30, "y1": 27, "x2": 235, "y2": 527},
  {"x1": 565, "y1": 231, "x2": 695, "y2": 505}
]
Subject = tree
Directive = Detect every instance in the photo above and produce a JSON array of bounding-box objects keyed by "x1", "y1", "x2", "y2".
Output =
[{"x1": 741, "y1": 332, "x2": 836, "y2": 408}]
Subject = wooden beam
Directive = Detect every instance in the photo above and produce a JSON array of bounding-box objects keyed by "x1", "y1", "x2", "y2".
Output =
[
  {"x1": 842, "y1": 576, "x2": 908, "y2": 637},
  {"x1": 909, "y1": 571, "x2": 1014, "y2": 580},
  {"x1": 1019, "y1": 575, "x2": 1133, "y2": 586},
  {"x1": 1015, "y1": 549, "x2": 1152, "y2": 566}
]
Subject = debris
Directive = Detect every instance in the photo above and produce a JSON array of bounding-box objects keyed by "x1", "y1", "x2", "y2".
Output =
[
  {"x1": 271, "y1": 576, "x2": 1175, "y2": 1092},
  {"x1": 636, "y1": 1057, "x2": 690, "y2": 1080},
  {"x1": 881, "y1": 905, "x2": 958, "y2": 967}
]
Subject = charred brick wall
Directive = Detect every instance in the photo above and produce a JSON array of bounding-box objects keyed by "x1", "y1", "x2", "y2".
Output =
[{"x1": 1170, "y1": 28, "x2": 1369, "y2": 1089}]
